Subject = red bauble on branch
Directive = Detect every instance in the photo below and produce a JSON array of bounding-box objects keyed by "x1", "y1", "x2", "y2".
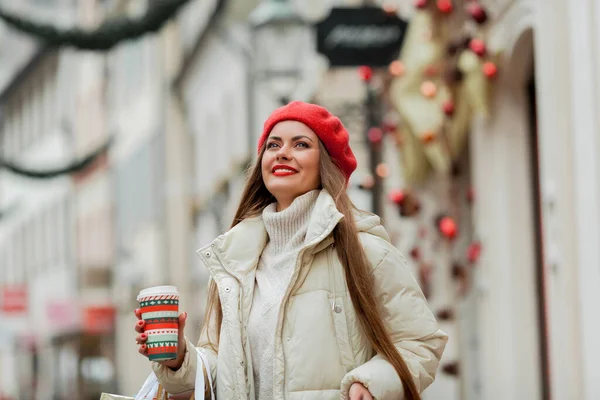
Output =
[
  {"x1": 420, "y1": 130, "x2": 437, "y2": 144},
  {"x1": 421, "y1": 81, "x2": 438, "y2": 98},
  {"x1": 414, "y1": 0, "x2": 429, "y2": 9},
  {"x1": 437, "y1": 0, "x2": 453, "y2": 13},
  {"x1": 393, "y1": 189, "x2": 421, "y2": 217},
  {"x1": 437, "y1": 216, "x2": 458, "y2": 239},
  {"x1": 410, "y1": 246, "x2": 421, "y2": 260},
  {"x1": 358, "y1": 66, "x2": 373, "y2": 82},
  {"x1": 442, "y1": 100, "x2": 455, "y2": 116},
  {"x1": 483, "y1": 61, "x2": 498, "y2": 78},
  {"x1": 469, "y1": 38, "x2": 487, "y2": 57},
  {"x1": 389, "y1": 60, "x2": 405, "y2": 77},
  {"x1": 467, "y1": 241, "x2": 482, "y2": 263},
  {"x1": 388, "y1": 189, "x2": 406, "y2": 205},
  {"x1": 368, "y1": 127, "x2": 384, "y2": 144},
  {"x1": 424, "y1": 64, "x2": 439, "y2": 77},
  {"x1": 467, "y1": 2, "x2": 488, "y2": 24},
  {"x1": 382, "y1": 120, "x2": 398, "y2": 133}
]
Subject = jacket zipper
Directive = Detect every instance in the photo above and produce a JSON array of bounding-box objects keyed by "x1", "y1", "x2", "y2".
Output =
[{"x1": 272, "y1": 217, "x2": 342, "y2": 397}]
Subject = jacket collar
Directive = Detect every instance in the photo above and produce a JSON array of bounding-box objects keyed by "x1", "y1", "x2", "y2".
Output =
[{"x1": 206, "y1": 190, "x2": 343, "y2": 278}]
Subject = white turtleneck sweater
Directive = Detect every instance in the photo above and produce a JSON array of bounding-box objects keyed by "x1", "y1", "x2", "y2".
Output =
[{"x1": 247, "y1": 190, "x2": 320, "y2": 399}]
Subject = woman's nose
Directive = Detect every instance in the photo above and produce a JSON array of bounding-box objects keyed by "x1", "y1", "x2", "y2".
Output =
[{"x1": 276, "y1": 145, "x2": 291, "y2": 160}]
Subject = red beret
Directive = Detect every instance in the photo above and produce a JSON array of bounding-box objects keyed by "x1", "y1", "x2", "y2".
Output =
[{"x1": 257, "y1": 101, "x2": 357, "y2": 182}]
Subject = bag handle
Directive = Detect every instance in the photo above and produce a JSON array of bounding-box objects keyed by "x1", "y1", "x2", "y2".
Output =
[
  {"x1": 194, "y1": 348, "x2": 215, "y2": 400},
  {"x1": 136, "y1": 348, "x2": 214, "y2": 400}
]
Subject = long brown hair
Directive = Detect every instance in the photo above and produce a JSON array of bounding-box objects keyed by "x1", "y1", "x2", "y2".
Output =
[{"x1": 200, "y1": 141, "x2": 421, "y2": 399}]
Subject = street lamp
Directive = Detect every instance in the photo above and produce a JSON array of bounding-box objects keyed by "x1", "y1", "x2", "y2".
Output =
[{"x1": 249, "y1": 0, "x2": 312, "y2": 105}]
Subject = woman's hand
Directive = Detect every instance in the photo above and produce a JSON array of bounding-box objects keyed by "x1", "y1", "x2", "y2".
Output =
[
  {"x1": 348, "y1": 382, "x2": 373, "y2": 400},
  {"x1": 135, "y1": 308, "x2": 188, "y2": 370}
]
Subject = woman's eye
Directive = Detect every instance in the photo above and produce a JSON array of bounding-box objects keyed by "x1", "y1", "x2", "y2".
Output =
[
  {"x1": 295, "y1": 142, "x2": 309, "y2": 148},
  {"x1": 266, "y1": 142, "x2": 279, "y2": 149}
]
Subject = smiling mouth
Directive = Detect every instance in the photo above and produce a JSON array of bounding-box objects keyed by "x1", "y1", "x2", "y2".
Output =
[
  {"x1": 273, "y1": 170, "x2": 297, "y2": 177},
  {"x1": 272, "y1": 166, "x2": 298, "y2": 176}
]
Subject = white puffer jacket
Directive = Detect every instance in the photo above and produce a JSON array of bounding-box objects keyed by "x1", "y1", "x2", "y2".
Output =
[{"x1": 153, "y1": 190, "x2": 447, "y2": 399}]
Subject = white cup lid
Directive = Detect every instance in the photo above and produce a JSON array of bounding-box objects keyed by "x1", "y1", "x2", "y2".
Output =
[{"x1": 137, "y1": 285, "x2": 179, "y2": 300}]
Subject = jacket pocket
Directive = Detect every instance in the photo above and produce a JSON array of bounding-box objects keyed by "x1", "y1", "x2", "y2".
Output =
[{"x1": 328, "y1": 292, "x2": 356, "y2": 373}]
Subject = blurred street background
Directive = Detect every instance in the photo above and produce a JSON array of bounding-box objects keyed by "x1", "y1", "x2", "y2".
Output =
[{"x1": 0, "y1": 0, "x2": 599, "y2": 399}]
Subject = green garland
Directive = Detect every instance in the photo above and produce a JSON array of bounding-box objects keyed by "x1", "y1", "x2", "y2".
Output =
[
  {"x1": 0, "y1": 0, "x2": 189, "y2": 51},
  {"x1": 0, "y1": 137, "x2": 112, "y2": 179}
]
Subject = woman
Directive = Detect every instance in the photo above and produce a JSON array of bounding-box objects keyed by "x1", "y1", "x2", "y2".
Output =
[{"x1": 134, "y1": 101, "x2": 448, "y2": 400}]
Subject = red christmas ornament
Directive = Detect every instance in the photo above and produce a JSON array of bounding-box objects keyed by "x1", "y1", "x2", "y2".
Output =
[
  {"x1": 375, "y1": 163, "x2": 390, "y2": 178},
  {"x1": 421, "y1": 81, "x2": 438, "y2": 98},
  {"x1": 469, "y1": 38, "x2": 487, "y2": 57},
  {"x1": 467, "y1": 2, "x2": 488, "y2": 24},
  {"x1": 437, "y1": 0, "x2": 453, "y2": 13},
  {"x1": 388, "y1": 189, "x2": 406, "y2": 205},
  {"x1": 382, "y1": 120, "x2": 398, "y2": 133},
  {"x1": 424, "y1": 64, "x2": 439, "y2": 77},
  {"x1": 368, "y1": 127, "x2": 384, "y2": 144},
  {"x1": 358, "y1": 66, "x2": 373, "y2": 82},
  {"x1": 414, "y1": 0, "x2": 428, "y2": 9},
  {"x1": 442, "y1": 100, "x2": 455, "y2": 116},
  {"x1": 420, "y1": 130, "x2": 437, "y2": 144},
  {"x1": 483, "y1": 61, "x2": 498, "y2": 78},
  {"x1": 467, "y1": 241, "x2": 482, "y2": 263},
  {"x1": 410, "y1": 246, "x2": 421, "y2": 260},
  {"x1": 438, "y1": 216, "x2": 458, "y2": 239},
  {"x1": 389, "y1": 60, "x2": 405, "y2": 77}
]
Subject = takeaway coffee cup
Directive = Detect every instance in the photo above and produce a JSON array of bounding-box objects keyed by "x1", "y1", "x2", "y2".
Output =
[{"x1": 137, "y1": 285, "x2": 179, "y2": 361}]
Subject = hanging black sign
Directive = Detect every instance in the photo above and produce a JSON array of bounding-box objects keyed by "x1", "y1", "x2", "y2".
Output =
[{"x1": 315, "y1": 7, "x2": 409, "y2": 67}]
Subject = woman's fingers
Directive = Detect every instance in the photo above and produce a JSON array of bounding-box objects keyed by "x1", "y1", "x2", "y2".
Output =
[
  {"x1": 135, "y1": 333, "x2": 148, "y2": 344},
  {"x1": 134, "y1": 319, "x2": 145, "y2": 333},
  {"x1": 134, "y1": 309, "x2": 148, "y2": 357},
  {"x1": 138, "y1": 344, "x2": 148, "y2": 356}
]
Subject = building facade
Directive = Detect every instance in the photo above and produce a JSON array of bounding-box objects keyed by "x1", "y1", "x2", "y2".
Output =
[
  {"x1": 0, "y1": 40, "x2": 78, "y2": 400},
  {"x1": 0, "y1": 0, "x2": 598, "y2": 399}
]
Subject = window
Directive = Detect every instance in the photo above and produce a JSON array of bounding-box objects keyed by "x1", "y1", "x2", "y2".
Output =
[
  {"x1": 54, "y1": 199, "x2": 64, "y2": 266},
  {"x1": 1, "y1": 109, "x2": 11, "y2": 158},
  {"x1": 0, "y1": 246, "x2": 6, "y2": 283},
  {"x1": 12, "y1": 102, "x2": 23, "y2": 154},
  {"x1": 44, "y1": 205, "x2": 53, "y2": 268},
  {"x1": 22, "y1": 222, "x2": 31, "y2": 280},
  {"x1": 115, "y1": 137, "x2": 158, "y2": 240},
  {"x1": 43, "y1": 65, "x2": 57, "y2": 134},
  {"x1": 21, "y1": 84, "x2": 35, "y2": 150},
  {"x1": 5, "y1": 241, "x2": 14, "y2": 284},
  {"x1": 34, "y1": 210, "x2": 44, "y2": 273},
  {"x1": 14, "y1": 226, "x2": 24, "y2": 283},
  {"x1": 32, "y1": 78, "x2": 43, "y2": 147},
  {"x1": 114, "y1": 38, "x2": 146, "y2": 106}
]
